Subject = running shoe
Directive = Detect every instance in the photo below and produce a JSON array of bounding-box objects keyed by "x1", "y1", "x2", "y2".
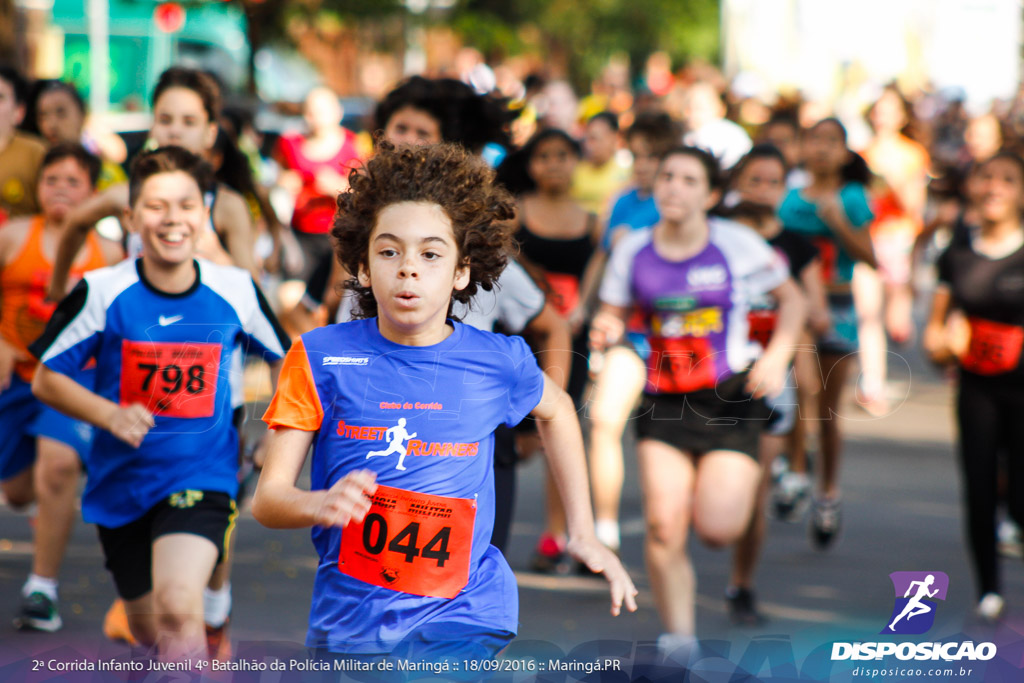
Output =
[
  {"x1": 206, "y1": 617, "x2": 232, "y2": 662},
  {"x1": 725, "y1": 586, "x2": 765, "y2": 626},
  {"x1": 809, "y1": 498, "x2": 842, "y2": 550},
  {"x1": 976, "y1": 593, "x2": 1005, "y2": 622},
  {"x1": 656, "y1": 632, "x2": 699, "y2": 661},
  {"x1": 13, "y1": 591, "x2": 62, "y2": 632},
  {"x1": 530, "y1": 533, "x2": 572, "y2": 575},
  {"x1": 855, "y1": 381, "x2": 890, "y2": 418},
  {"x1": 997, "y1": 519, "x2": 1023, "y2": 559},
  {"x1": 103, "y1": 598, "x2": 138, "y2": 645},
  {"x1": 772, "y1": 471, "x2": 811, "y2": 522}
]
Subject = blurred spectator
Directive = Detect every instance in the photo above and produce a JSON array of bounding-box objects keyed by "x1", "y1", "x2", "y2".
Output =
[
  {"x1": 0, "y1": 66, "x2": 46, "y2": 218},
  {"x1": 275, "y1": 87, "x2": 361, "y2": 280},
  {"x1": 571, "y1": 112, "x2": 631, "y2": 217},
  {"x1": 682, "y1": 81, "x2": 752, "y2": 170},
  {"x1": 22, "y1": 80, "x2": 127, "y2": 191}
]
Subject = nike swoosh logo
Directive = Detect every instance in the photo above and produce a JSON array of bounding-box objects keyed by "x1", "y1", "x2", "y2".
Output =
[{"x1": 158, "y1": 315, "x2": 184, "y2": 326}]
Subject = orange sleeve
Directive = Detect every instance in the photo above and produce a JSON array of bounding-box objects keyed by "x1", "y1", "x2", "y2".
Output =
[{"x1": 262, "y1": 337, "x2": 324, "y2": 431}]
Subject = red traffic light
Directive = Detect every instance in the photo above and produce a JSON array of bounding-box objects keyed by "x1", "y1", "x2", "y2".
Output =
[{"x1": 154, "y1": 2, "x2": 186, "y2": 34}]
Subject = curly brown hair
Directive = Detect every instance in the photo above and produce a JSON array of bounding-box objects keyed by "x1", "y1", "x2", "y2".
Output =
[{"x1": 332, "y1": 140, "x2": 517, "y2": 318}]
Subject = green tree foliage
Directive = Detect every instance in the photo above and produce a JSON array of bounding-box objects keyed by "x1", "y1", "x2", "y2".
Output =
[
  {"x1": 224, "y1": 0, "x2": 719, "y2": 92},
  {"x1": 450, "y1": 0, "x2": 720, "y2": 86}
]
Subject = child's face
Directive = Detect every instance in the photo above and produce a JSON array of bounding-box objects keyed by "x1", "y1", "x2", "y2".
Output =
[
  {"x1": 528, "y1": 136, "x2": 577, "y2": 193},
  {"x1": 734, "y1": 157, "x2": 786, "y2": 208},
  {"x1": 583, "y1": 118, "x2": 617, "y2": 166},
  {"x1": 0, "y1": 77, "x2": 23, "y2": 139},
  {"x1": 653, "y1": 153, "x2": 714, "y2": 225},
  {"x1": 38, "y1": 158, "x2": 93, "y2": 222},
  {"x1": 37, "y1": 89, "x2": 84, "y2": 145},
  {"x1": 975, "y1": 157, "x2": 1024, "y2": 225},
  {"x1": 761, "y1": 122, "x2": 800, "y2": 168},
  {"x1": 151, "y1": 87, "x2": 217, "y2": 153},
  {"x1": 803, "y1": 122, "x2": 848, "y2": 176},
  {"x1": 628, "y1": 135, "x2": 659, "y2": 193},
  {"x1": 127, "y1": 171, "x2": 208, "y2": 269},
  {"x1": 384, "y1": 106, "x2": 442, "y2": 146},
  {"x1": 358, "y1": 201, "x2": 469, "y2": 339}
]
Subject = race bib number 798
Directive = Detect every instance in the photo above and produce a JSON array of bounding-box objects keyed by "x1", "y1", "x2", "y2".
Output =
[
  {"x1": 120, "y1": 340, "x2": 221, "y2": 418},
  {"x1": 339, "y1": 485, "x2": 476, "y2": 599}
]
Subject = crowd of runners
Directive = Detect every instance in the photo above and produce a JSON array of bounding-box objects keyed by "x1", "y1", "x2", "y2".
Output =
[{"x1": 1, "y1": 56, "x2": 1023, "y2": 668}]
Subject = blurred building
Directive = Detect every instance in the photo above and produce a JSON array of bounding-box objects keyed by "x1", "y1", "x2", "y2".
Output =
[{"x1": 722, "y1": 0, "x2": 1022, "y2": 108}]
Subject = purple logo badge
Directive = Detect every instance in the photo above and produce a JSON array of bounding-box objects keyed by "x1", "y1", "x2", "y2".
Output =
[{"x1": 882, "y1": 571, "x2": 949, "y2": 635}]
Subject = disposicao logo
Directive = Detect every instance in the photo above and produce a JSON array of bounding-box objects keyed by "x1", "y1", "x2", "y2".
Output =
[
  {"x1": 831, "y1": 571, "x2": 997, "y2": 663},
  {"x1": 883, "y1": 571, "x2": 948, "y2": 635}
]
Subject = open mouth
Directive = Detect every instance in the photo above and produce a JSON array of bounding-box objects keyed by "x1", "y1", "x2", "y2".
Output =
[
  {"x1": 157, "y1": 231, "x2": 187, "y2": 246},
  {"x1": 395, "y1": 292, "x2": 419, "y2": 306}
]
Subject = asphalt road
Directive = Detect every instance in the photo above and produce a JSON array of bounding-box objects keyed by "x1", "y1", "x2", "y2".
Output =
[{"x1": 3, "y1": 344, "x2": 1024, "y2": 682}]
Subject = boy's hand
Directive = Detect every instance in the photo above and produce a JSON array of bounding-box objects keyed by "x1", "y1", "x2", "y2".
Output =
[
  {"x1": 0, "y1": 339, "x2": 28, "y2": 391},
  {"x1": 567, "y1": 536, "x2": 639, "y2": 617},
  {"x1": 107, "y1": 404, "x2": 155, "y2": 448},
  {"x1": 315, "y1": 470, "x2": 378, "y2": 528}
]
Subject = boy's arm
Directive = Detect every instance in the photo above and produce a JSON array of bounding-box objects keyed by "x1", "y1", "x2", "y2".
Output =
[
  {"x1": 32, "y1": 364, "x2": 154, "y2": 447},
  {"x1": 49, "y1": 186, "x2": 127, "y2": 300},
  {"x1": 531, "y1": 374, "x2": 638, "y2": 615},
  {"x1": 251, "y1": 426, "x2": 377, "y2": 529}
]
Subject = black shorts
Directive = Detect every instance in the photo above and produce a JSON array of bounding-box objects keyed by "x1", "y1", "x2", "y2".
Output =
[
  {"x1": 634, "y1": 372, "x2": 769, "y2": 459},
  {"x1": 97, "y1": 490, "x2": 237, "y2": 601}
]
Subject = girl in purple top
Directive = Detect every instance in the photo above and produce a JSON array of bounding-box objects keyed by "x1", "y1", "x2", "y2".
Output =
[{"x1": 592, "y1": 146, "x2": 806, "y2": 649}]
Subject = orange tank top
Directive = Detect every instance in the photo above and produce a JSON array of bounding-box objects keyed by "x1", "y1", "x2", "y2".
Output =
[{"x1": 0, "y1": 216, "x2": 107, "y2": 381}]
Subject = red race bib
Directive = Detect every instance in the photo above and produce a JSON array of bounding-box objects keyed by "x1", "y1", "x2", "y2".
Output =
[
  {"x1": 811, "y1": 237, "x2": 839, "y2": 284},
  {"x1": 748, "y1": 309, "x2": 778, "y2": 348},
  {"x1": 545, "y1": 272, "x2": 580, "y2": 317},
  {"x1": 340, "y1": 485, "x2": 476, "y2": 599},
  {"x1": 120, "y1": 340, "x2": 221, "y2": 418},
  {"x1": 960, "y1": 317, "x2": 1024, "y2": 376},
  {"x1": 646, "y1": 336, "x2": 717, "y2": 393}
]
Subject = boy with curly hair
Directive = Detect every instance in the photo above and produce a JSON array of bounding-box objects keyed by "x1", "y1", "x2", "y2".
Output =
[{"x1": 253, "y1": 141, "x2": 635, "y2": 664}]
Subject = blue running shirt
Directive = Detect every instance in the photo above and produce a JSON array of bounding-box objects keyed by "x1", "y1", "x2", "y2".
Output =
[
  {"x1": 262, "y1": 318, "x2": 545, "y2": 653},
  {"x1": 31, "y1": 258, "x2": 289, "y2": 527}
]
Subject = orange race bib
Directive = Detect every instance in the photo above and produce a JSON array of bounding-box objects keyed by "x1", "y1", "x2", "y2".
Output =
[
  {"x1": 960, "y1": 317, "x2": 1024, "y2": 376},
  {"x1": 120, "y1": 340, "x2": 221, "y2": 418},
  {"x1": 748, "y1": 309, "x2": 778, "y2": 349},
  {"x1": 340, "y1": 485, "x2": 476, "y2": 599},
  {"x1": 646, "y1": 336, "x2": 717, "y2": 393}
]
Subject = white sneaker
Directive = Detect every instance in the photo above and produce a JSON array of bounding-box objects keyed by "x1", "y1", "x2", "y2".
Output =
[
  {"x1": 976, "y1": 593, "x2": 1005, "y2": 622},
  {"x1": 772, "y1": 472, "x2": 810, "y2": 522},
  {"x1": 997, "y1": 519, "x2": 1023, "y2": 558},
  {"x1": 656, "y1": 632, "x2": 698, "y2": 659}
]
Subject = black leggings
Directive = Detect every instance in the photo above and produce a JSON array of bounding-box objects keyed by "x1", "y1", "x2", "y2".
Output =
[{"x1": 957, "y1": 375, "x2": 1024, "y2": 598}]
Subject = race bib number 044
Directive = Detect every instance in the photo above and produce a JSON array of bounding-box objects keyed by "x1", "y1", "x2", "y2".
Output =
[
  {"x1": 120, "y1": 340, "x2": 221, "y2": 418},
  {"x1": 339, "y1": 485, "x2": 476, "y2": 599}
]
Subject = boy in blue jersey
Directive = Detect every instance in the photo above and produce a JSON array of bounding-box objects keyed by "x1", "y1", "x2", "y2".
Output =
[
  {"x1": 29, "y1": 146, "x2": 289, "y2": 660},
  {"x1": 253, "y1": 142, "x2": 636, "y2": 665}
]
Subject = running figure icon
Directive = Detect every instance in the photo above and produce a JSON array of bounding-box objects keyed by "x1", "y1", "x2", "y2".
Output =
[
  {"x1": 888, "y1": 574, "x2": 939, "y2": 631},
  {"x1": 366, "y1": 418, "x2": 417, "y2": 470}
]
